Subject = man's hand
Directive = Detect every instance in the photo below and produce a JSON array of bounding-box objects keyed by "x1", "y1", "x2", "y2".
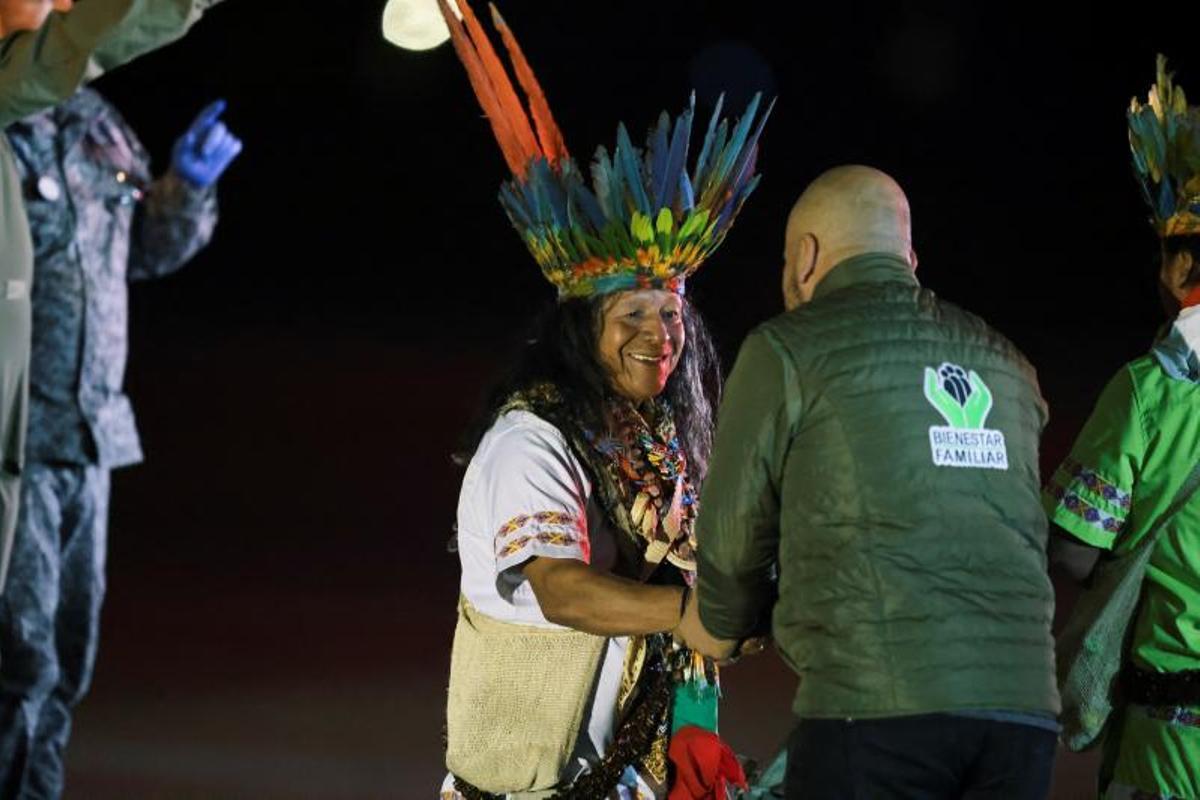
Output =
[
  {"x1": 171, "y1": 99, "x2": 243, "y2": 188},
  {"x1": 674, "y1": 587, "x2": 739, "y2": 661},
  {"x1": 0, "y1": 0, "x2": 72, "y2": 37}
]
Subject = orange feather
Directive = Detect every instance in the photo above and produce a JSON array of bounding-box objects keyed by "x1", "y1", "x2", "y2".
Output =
[
  {"x1": 489, "y1": 3, "x2": 569, "y2": 167},
  {"x1": 435, "y1": 0, "x2": 528, "y2": 175},
  {"x1": 450, "y1": 0, "x2": 541, "y2": 173}
]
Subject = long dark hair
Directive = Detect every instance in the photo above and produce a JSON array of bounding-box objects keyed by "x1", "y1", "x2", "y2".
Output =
[{"x1": 459, "y1": 294, "x2": 722, "y2": 480}]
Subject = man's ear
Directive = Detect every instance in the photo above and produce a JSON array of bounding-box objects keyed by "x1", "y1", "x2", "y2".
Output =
[
  {"x1": 783, "y1": 233, "x2": 816, "y2": 309},
  {"x1": 797, "y1": 233, "x2": 818, "y2": 286}
]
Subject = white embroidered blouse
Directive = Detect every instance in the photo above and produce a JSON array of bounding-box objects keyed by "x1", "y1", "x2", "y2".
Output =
[{"x1": 448, "y1": 409, "x2": 634, "y2": 790}]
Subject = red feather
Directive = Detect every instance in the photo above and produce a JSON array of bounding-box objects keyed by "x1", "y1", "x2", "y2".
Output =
[
  {"x1": 435, "y1": 0, "x2": 528, "y2": 175},
  {"x1": 489, "y1": 3, "x2": 569, "y2": 167},
  {"x1": 442, "y1": 0, "x2": 540, "y2": 177}
]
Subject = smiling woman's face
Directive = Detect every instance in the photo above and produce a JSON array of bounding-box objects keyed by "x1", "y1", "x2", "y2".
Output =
[{"x1": 596, "y1": 289, "x2": 686, "y2": 403}]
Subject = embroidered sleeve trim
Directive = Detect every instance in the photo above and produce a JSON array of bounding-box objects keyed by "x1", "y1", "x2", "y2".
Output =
[
  {"x1": 494, "y1": 510, "x2": 587, "y2": 565},
  {"x1": 1141, "y1": 704, "x2": 1200, "y2": 729},
  {"x1": 1048, "y1": 458, "x2": 1131, "y2": 536}
]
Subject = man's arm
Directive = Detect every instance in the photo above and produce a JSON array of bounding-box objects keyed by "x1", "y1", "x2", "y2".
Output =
[
  {"x1": 128, "y1": 171, "x2": 216, "y2": 280},
  {"x1": 690, "y1": 328, "x2": 798, "y2": 653},
  {"x1": 1048, "y1": 524, "x2": 1102, "y2": 583},
  {"x1": 129, "y1": 100, "x2": 241, "y2": 280},
  {"x1": 0, "y1": 0, "x2": 221, "y2": 126}
]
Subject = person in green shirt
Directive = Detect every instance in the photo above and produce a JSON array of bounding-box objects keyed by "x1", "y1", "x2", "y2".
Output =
[
  {"x1": 0, "y1": 0, "x2": 223, "y2": 594},
  {"x1": 676, "y1": 164, "x2": 1060, "y2": 798},
  {"x1": 1046, "y1": 56, "x2": 1200, "y2": 800}
]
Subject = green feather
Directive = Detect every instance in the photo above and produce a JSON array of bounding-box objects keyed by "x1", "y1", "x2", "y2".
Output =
[
  {"x1": 655, "y1": 208, "x2": 674, "y2": 236},
  {"x1": 631, "y1": 212, "x2": 655, "y2": 245}
]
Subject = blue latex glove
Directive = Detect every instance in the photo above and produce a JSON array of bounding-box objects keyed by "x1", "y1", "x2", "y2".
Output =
[{"x1": 171, "y1": 99, "x2": 243, "y2": 188}]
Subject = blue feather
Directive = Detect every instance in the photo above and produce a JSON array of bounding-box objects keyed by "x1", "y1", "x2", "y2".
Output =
[
  {"x1": 709, "y1": 93, "x2": 763, "y2": 194},
  {"x1": 516, "y1": 177, "x2": 539, "y2": 219},
  {"x1": 591, "y1": 147, "x2": 614, "y2": 217},
  {"x1": 691, "y1": 93, "x2": 724, "y2": 191},
  {"x1": 603, "y1": 148, "x2": 627, "y2": 220},
  {"x1": 713, "y1": 166, "x2": 763, "y2": 235},
  {"x1": 714, "y1": 201, "x2": 736, "y2": 235},
  {"x1": 571, "y1": 181, "x2": 608, "y2": 229},
  {"x1": 530, "y1": 159, "x2": 568, "y2": 228},
  {"x1": 499, "y1": 183, "x2": 534, "y2": 229},
  {"x1": 697, "y1": 119, "x2": 728, "y2": 199},
  {"x1": 1158, "y1": 177, "x2": 1175, "y2": 220},
  {"x1": 729, "y1": 173, "x2": 762, "y2": 216},
  {"x1": 678, "y1": 170, "x2": 695, "y2": 212},
  {"x1": 616, "y1": 123, "x2": 651, "y2": 215},
  {"x1": 727, "y1": 95, "x2": 774, "y2": 192},
  {"x1": 648, "y1": 111, "x2": 672, "y2": 208},
  {"x1": 498, "y1": 203, "x2": 524, "y2": 234},
  {"x1": 593, "y1": 144, "x2": 627, "y2": 221},
  {"x1": 658, "y1": 103, "x2": 693, "y2": 211}
]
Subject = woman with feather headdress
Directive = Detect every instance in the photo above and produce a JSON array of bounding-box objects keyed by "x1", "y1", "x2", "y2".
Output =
[{"x1": 424, "y1": 1, "x2": 771, "y2": 797}]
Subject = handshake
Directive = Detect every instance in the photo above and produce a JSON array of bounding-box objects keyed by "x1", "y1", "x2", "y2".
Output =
[{"x1": 674, "y1": 587, "x2": 770, "y2": 663}]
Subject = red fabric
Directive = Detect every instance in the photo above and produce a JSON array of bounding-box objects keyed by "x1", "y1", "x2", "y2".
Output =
[
  {"x1": 1183, "y1": 284, "x2": 1200, "y2": 310},
  {"x1": 667, "y1": 725, "x2": 748, "y2": 799}
]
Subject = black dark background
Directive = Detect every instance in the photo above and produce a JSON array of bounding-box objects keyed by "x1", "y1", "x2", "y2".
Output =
[
  {"x1": 47, "y1": 2, "x2": 1199, "y2": 796},
  {"x1": 106, "y1": 4, "x2": 1188, "y2": 368}
]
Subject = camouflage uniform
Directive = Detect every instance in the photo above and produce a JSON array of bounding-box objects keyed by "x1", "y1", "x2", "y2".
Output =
[
  {"x1": 0, "y1": 0, "x2": 223, "y2": 599},
  {"x1": 0, "y1": 87, "x2": 218, "y2": 799}
]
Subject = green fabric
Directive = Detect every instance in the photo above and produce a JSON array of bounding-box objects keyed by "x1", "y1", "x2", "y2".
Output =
[
  {"x1": 0, "y1": 0, "x2": 210, "y2": 126},
  {"x1": 1056, "y1": 509, "x2": 1169, "y2": 751},
  {"x1": 671, "y1": 681, "x2": 719, "y2": 734},
  {"x1": 1109, "y1": 705, "x2": 1200, "y2": 799},
  {"x1": 696, "y1": 252, "x2": 1058, "y2": 719},
  {"x1": 1044, "y1": 357, "x2": 1200, "y2": 675},
  {"x1": 0, "y1": 144, "x2": 31, "y2": 284},
  {"x1": 0, "y1": 145, "x2": 29, "y2": 473},
  {"x1": 742, "y1": 749, "x2": 786, "y2": 799}
]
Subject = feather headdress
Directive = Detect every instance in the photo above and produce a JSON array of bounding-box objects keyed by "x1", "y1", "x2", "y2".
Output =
[
  {"x1": 1129, "y1": 55, "x2": 1200, "y2": 237},
  {"x1": 436, "y1": 0, "x2": 772, "y2": 298}
]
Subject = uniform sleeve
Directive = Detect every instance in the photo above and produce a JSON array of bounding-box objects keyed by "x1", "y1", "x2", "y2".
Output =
[
  {"x1": 1042, "y1": 366, "x2": 1144, "y2": 550},
  {"x1": 128, "y1": 171, "x2": 217, "y2": 280},
  {"x1": 0, "y1": 0, "x2": 215, "y2": 127},
  {"x1": 695, "y1": 328, "x2": 800, "y2": 639},
  {"x1": 476, "y1": 418, "x2": 592, "y2": 598}
]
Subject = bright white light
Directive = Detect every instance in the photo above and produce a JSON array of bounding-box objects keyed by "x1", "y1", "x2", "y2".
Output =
[{"x1": 381, "y1": 0, "x2": 460, "y2": 52}]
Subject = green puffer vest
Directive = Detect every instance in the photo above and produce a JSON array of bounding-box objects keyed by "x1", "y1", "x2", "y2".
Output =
[{"x1": 749, "y1": 254, "x2": 1057, "y2": 718}]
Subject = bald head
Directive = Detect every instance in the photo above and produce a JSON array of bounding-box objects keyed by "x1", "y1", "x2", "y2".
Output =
[{"x1": 782, "y1": 166, "x2": 915, "y2": 308}]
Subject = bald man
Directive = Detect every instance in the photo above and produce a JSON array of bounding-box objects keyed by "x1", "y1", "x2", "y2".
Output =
[{"x1": 678, "y1": 166, "x2": 1060, "y2": 797}]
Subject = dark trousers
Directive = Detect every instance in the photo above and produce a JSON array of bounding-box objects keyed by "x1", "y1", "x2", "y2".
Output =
[
  {"x1": 785, "y1": 713, "x2": 1056, "y2": 799},
  {"x1": 0, "y1": 464, "x2": 109, "y2": 800}
]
